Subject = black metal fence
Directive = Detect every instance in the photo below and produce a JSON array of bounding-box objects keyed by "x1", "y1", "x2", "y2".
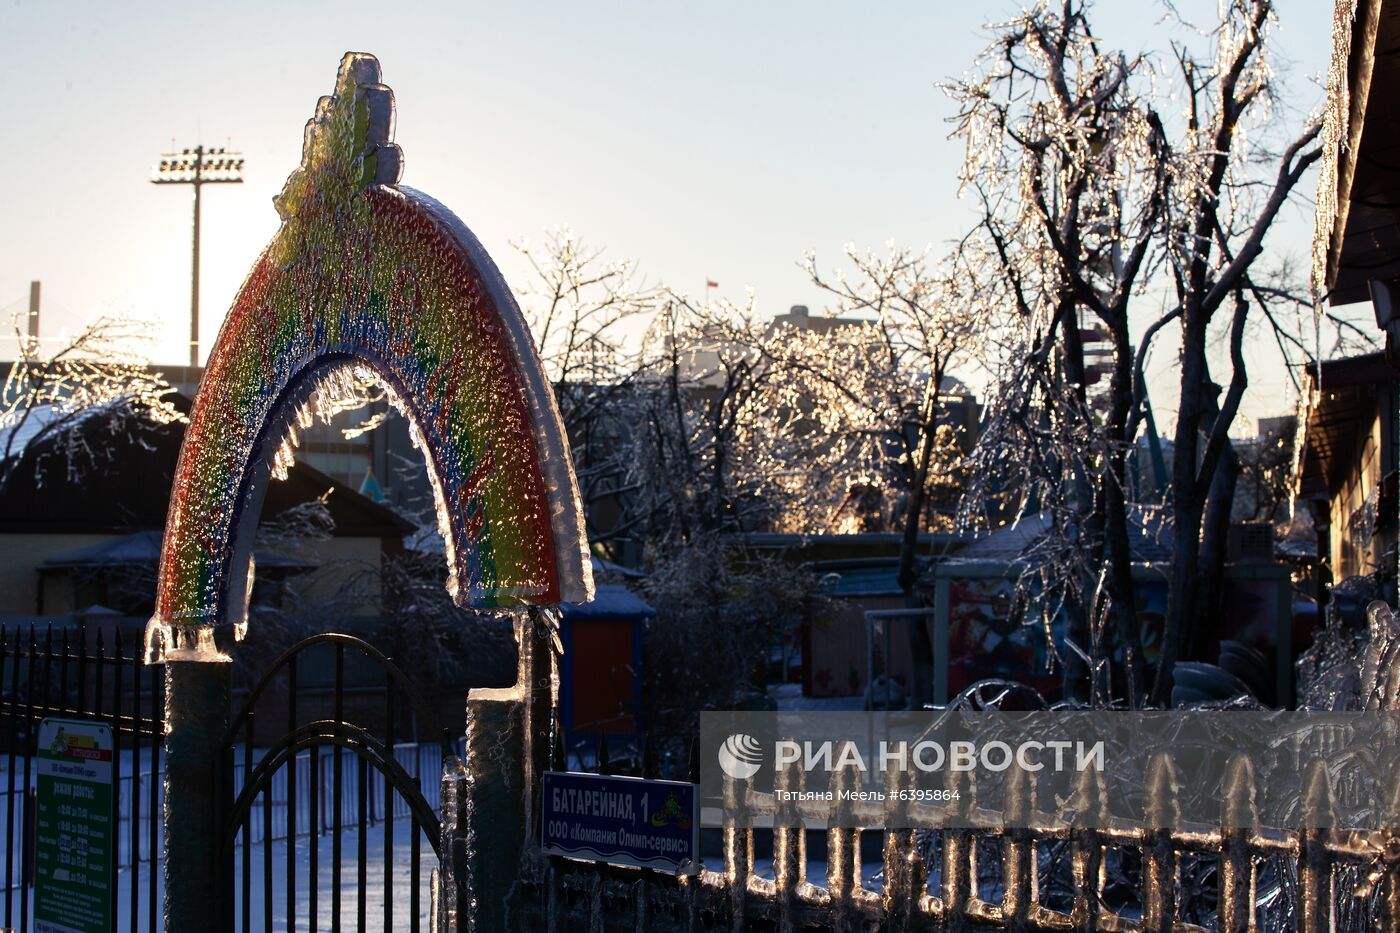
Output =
[
  {"x1": 0, "y1": 624, "x2": 459, "y2": 933},
  {"x1": 0, "y1": 621, "x2": 165, "y2": 933}
]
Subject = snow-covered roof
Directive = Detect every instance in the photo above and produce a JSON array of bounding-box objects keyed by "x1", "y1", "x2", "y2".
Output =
[
  {"x1": 40, "y1": 530, "x2": 312, "y2": 570},
  {"x1": 811, "y1": 561, "x2": 902, "y2": 596},
  {"x1": 0, "y1": 403, "x2": 67, "y2": 459},
  {"x1": 0, "y1": 400, "x2": 137, "y2": 464},
  {"x1": 953, "y1": 507, "x2": 1174, "y2": 565},
  {"x1": 560, "y1": 583, "x2": 654, "y2": 621}
]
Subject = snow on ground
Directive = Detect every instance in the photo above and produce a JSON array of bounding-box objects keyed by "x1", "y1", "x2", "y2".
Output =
[
  {"x1": 5, "y1": 822, "x2": 434, "y2": 933},
  {"x1": 0, "y1": 738, "x2": 888, "y2": 928},
  {"x1": 769, "y1": 682, "x2": 866, "y2": 712}
]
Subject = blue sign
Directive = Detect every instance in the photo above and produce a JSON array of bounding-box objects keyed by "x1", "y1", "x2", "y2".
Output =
[{"x1": 541, "y1": 771, "x2": 699, "y2": 872}]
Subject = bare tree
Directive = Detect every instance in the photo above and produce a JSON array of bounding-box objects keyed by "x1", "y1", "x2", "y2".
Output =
[
  {"x1": 793, "y1": 245, "x2": 980, "y2": 594},
  {"x1": 948, "y1": 0, "x2": 1328, "y2": 704},
  {"x1": 640, "y1": 539, "x2": 822, "y2": 762},
  {"x1": 513, "y1": 227, "x2": 656, "y2": 393},
  {"x1": 1233, "y1": 419, "x2": 1297, "y2": 528},
  {"x1": 628, "y1": 293, "x2": 777, "y2": 548},
  {"x1": 512, "y1": 229, "x2": 661, "y2": 558},
  {"x1": 0, "y1": 314, "x2": 182, "y2": 496},
  {"x1": 1152, "y1": 1, "x2": 1326, "y2": 705},
  {"x1": 948, "y1": 0, "x2": 1169, "y2": 701}
]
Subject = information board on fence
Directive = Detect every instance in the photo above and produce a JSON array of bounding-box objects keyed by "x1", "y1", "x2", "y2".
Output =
[
  {"x1": 541, "y1": 771, "x2": 698, "y2": 873},
  {"x1": 34, "y1": 718, "x2": 113, "y2": 933}
]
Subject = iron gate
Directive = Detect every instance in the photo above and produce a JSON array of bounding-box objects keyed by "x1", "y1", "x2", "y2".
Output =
[{"x1": 221, "y1": 633, "x2": 454, "y2": 933}]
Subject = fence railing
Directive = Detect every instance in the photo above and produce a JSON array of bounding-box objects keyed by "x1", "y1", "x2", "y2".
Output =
[
  {"x1": 523, "y1": 751, "x2": 1399, "y2": 932},
  {"x1": 0, "y1": 740, "x2": 451, "y2": 867},
  {"x1": 0, "y1": 622, "x2": 164, "y2": 933},
  {"x1": 0, "y1": 767, "x2": 165, "y2": 874},
  {"x1": 0, "y1": 623, "x2": 460, "y2": 933}
]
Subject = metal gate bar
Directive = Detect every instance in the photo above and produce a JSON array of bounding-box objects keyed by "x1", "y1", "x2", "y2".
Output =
[{"x1": 221, "y1": 633, "x2": 451, "y2": 933}]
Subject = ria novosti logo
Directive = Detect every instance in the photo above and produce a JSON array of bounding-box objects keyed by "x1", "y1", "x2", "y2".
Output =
[{"x1": 717, "y1": 734, "x2": 763, "y2": 780}]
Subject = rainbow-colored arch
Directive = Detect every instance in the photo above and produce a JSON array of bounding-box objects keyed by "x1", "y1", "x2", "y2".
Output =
[{"x1": 152, "y1": 53, "x2": 592, "y2": 639}]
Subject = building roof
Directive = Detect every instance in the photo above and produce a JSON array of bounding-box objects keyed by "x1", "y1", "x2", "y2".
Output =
[
  {"x1": 0, "y1": 401, "x2": 105, "y2": 457},
  {"x1": 1297, "y1": 351, "x2": 1393, "y2": 499},
  {"x1": 808, "y1": 559, "x2": 903, "y2": 596},
  {"x1": 560, "y1": 583, "x2": 654, "y2": 621},
  {"x1": 950, "y1": 507, "x2": 1174, "y2": 565},
  {"x1": 0, "y1": 392, "x2": 410, "y2": 538},
  {"x1": 1318, "y1": 0, "x2": 1400, "y2": 304},
  {"x1": 38, "y1": 530, "x2": 313, "y2": 571}
]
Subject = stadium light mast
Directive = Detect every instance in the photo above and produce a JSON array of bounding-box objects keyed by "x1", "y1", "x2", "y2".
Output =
[{"x1": 151, "y1": 145, "x2": 244, "y2": 367}]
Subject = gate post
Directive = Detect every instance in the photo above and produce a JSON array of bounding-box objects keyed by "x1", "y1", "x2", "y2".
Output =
[
  {"x1": 162, "y1": 646, "x2": 232, "y2": 931},
  {"x1": 437, "y1": 609, "x2": 555, "y2": 932}
]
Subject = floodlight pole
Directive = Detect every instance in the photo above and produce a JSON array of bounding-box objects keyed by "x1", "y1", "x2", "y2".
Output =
[
  {"x1": 151, "y1": 144, "x2": 244, "y2": 366},
  {"x1": 191, "y1": 156, "x2": 201, "y2": 369}
]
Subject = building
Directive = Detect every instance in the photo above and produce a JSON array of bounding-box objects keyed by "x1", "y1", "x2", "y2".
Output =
[
  {"x1": 2, "y1": 358, "x2": 428, "y2": 518},
  {"x1": 1296, "y1": 352, "x2": 1397, "y2": 583},
  {"x1": 1316, "y1": 0, "x2": 1400, "y2": 308},
  {"x1": 159, "y1": 364, "x2": 425, "y2": 515},
  {"x1": 769, "y1": 303, "x2": 863, "y2": 334},
  {"x1": 738, "y1": 532, "x2": 964, "y2": 701},
  {"x1": 0, "y1": 392, "x2": 410, "y2": 622},
  {"x1": 1311, "y1": 0, "x2": 1400, "y2": 584}
]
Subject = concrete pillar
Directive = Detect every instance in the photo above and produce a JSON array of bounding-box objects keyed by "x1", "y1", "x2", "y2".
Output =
[
  {"x1": 163, "y1": 650, "x2": 232, "y2": 932},
  {"x1": 436, "y1": 609, "x2": 556, "y2": 932}
]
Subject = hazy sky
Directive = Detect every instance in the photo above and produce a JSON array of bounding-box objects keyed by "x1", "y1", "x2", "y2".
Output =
[{"x1": 0, "y1": 1, "x2": 1343, "y2": 430}]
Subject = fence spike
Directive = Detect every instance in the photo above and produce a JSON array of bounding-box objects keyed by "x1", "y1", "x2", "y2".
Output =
[
  {"x1": 634, "y1": 869, "x2": 651, "y2": 933},
  {"x1": 941, "y1": 765, "x2": 973, "y2": 933},
  {"x1": 544, "y1": 859, "x2": 560, "y2": 933},
  {"x1": 681, "y1": 866, "x2": 701, "y2": 933},
  {"x1": 1299, "y1": 758, "x2": 1335, "y2": 933},
  {"x1": 773, "y1": 741, "x2": 803, "y2": 933},
  {"x1": 1142, "y1": 752, "x2": 1178, "y2": 933},
  {"x1": 1068, "y1": 764, "x2": 1106, "y2": 932},
  {"x1": 882, "y1": 758, "x2": 919, "y2": 932},
  {"x1": 41, "y1": 624, "x2": 52, "y2": 717},
  {"x1": 1002, "y1": 761, "x2": 1034, "y2": 931},
  {"x1": 94, "y1": 626, "x2": 104, "y2": 716},
  {"x1": 827, "y1": 743, "x2": 860, "y2": 931},
  {"x1": 42, "y1": 624, "x2": 54, "y2": 718},
  {"x1": 589, "y1": 867, "x2": 604, "y2": 933},
  {"x1": 58, "y1": 627, "x2": 68, "y2": 717},
  {"x1": 722, "y1": 770, "x2": 750, "y2": 930},
  {"x1": 1219, "y1": 756, "x2": 1257, "y2": 933}
]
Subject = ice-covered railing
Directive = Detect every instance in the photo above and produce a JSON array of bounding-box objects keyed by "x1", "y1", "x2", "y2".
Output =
[{"x1": 519, "y1": 750, "x2": 1398, "y2": 932}]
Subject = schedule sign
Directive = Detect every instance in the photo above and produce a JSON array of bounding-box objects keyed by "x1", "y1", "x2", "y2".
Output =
[
  {"x1": 35, "y1": 718, "x2": 114, "y2": 933},
  {"x1": 541, "y1": 771, "x2": 698, "y2": 873}
]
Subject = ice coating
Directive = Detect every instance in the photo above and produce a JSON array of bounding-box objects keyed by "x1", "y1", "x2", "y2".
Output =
[{"x1": 149, "y1": 52, "x2": 592, "y2": 653}]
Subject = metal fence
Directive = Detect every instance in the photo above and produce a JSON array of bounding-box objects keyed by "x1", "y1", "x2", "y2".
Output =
[
  {"x1": 0, "y1": 624, "x2": 460, "y2": 933},
  {"x1": 0, "y1": 622, "x2": 164, "y2": 933},
  {"x1": 227, "y1": 741, "x2": 450, "y2": 846},
  {"x1": 523, "y1": 752, "x2": 1399, "y2": 932}
]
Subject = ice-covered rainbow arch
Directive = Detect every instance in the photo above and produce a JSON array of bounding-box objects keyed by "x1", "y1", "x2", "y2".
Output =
[{"x1": 150, "y1": 53, "x2": 592, "y2": 652}]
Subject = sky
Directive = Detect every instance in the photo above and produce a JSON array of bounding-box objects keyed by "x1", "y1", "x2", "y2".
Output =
[{"x1": 0, "y1": 0, "x2": 1347, "y2": 433}]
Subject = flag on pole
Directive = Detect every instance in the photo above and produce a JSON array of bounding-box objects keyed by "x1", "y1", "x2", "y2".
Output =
[{"x1": 706, "y1": 279, "x2": 719, "y2": 289}]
